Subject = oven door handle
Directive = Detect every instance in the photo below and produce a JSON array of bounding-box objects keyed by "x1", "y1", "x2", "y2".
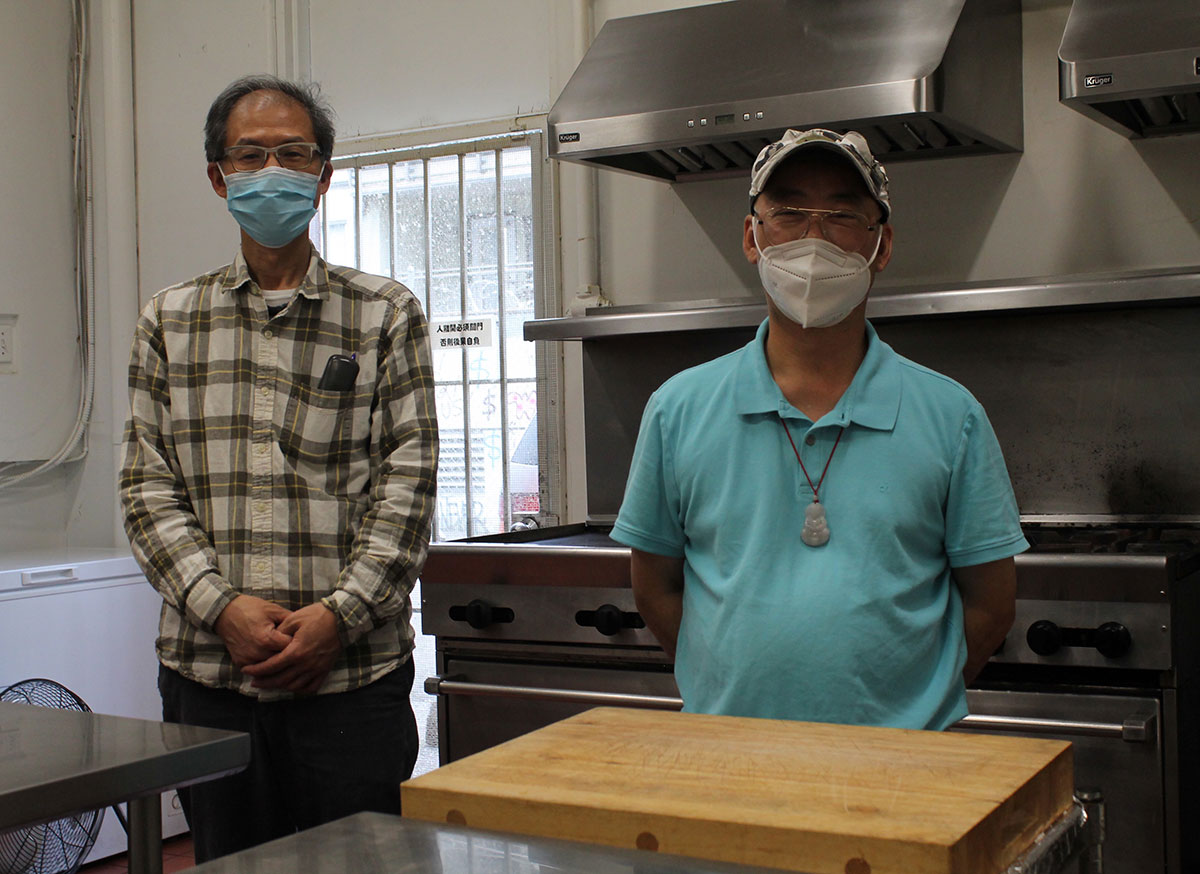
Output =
[
  {"x1": 956, "y1": 710, "x2": 1157, "y2": 742},
  {"x1": 424, "y1": 675, "x2": 684, "y2": 711}
]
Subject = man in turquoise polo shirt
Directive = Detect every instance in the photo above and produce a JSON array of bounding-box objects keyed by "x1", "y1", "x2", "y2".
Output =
[{"x1": 611, "y1": 128, "x2": 1026, "y2": 731}]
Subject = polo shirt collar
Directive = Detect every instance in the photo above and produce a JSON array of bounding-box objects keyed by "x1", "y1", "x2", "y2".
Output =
[
  {"x1": 220, "y1": 243, "x2": 330, "y2": 302},
  {"x1": 733, "y1": 318, "x2": 901, "y2": 431}
]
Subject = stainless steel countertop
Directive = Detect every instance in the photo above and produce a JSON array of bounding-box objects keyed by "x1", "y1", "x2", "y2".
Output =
[
  {"x1": 0, "y1": 702, "x2": 249, "y2": 833},
  {"x1": 190, "y1": 808, "x2": 1089, "y2": 874},
  {"x1": 189, "y1": 812, "x2": 788, "y2": 874}
]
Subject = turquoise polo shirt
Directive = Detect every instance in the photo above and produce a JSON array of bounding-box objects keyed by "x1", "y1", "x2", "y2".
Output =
[{"x1": 611, "y1": 319, "x2": 1027, "y2": 730}]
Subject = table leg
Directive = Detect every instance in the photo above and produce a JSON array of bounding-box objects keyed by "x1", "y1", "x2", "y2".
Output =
[{"x1": 126, "y1": 794, "x2": 163, "y2": 874}]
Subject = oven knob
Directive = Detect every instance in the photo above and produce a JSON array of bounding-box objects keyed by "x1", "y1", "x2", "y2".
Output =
[
  {"x1": 1026, "y1": 620, "x2": 1062, "y2": 656},
  {"x1": 465, "y1": 600, "x2": 496, "y2": 630},
  {"x1": 448, "y1": 599, "x2": 515, "y2": 630},
  {"x1": 1095, "y1": 622, "x2": 1132, "y2": 659},
  {"x1": 593, "y1": 604, "x2": 626, "y2": 636},
  {"x1": 576, "y1": 604, "x2": 646, "y2": 636},
  {"x1": 600, "y1": 607, "x2": 628, "y2": 633}
]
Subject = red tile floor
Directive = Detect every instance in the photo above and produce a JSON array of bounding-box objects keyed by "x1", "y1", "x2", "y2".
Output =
[{"x1": 79, "y1": 833, "x2": 195, "y2": 873}]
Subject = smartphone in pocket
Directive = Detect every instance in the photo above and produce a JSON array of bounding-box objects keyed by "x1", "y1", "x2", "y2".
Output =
[{"x1": 317, "y1": 354, "x2": 358, "y2": 391}]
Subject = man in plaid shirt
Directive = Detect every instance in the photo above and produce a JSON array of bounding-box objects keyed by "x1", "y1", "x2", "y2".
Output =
[{"x1": 120, "y1": 75, "x2": 438, "y2": 862}]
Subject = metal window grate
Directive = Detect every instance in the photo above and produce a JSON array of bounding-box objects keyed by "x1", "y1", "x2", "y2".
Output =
[{"x1": 317, "y1": 127, "x2": 558, "y2": 541}]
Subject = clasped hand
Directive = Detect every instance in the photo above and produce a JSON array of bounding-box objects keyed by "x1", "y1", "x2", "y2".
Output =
[{"x1": 213, "y1": 595, "x2": 341, "y2": 695}]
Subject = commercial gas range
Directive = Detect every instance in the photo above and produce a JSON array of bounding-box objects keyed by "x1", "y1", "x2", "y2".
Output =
[
  {"x1": 964, "y1": 521, "x2": 1200, "y2": 874},
  {"x1": 421, "y1": 519, "x2": 1200, "y2": 874},
  {"x1": 421, "y1": 523, "x2": 675, "y2": 763},
  {"x1": 422, "y1": 273, "x2": 1200, "y2": 873}
]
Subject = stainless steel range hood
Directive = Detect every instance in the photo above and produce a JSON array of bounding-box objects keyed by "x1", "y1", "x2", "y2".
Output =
[
  {"x1": 548, "y1": 0, "x2": 1023, "y2": 183},
  {"x1": 1059, "y1": 0, "x2": 1200, "y2": 138}
]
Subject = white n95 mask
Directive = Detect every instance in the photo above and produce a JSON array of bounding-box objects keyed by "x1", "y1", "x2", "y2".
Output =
[{"x1": 755, "y1": 234, "x2": 881, "y2": 328}]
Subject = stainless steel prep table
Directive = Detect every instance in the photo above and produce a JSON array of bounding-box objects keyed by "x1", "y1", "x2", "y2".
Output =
[
  {"x1": 0, "y1": 701, "x2": 249, "y2": 874},
  {"x1": 188, "y1": 809, "x2": 1092, "y2": 874},
  {"x1": 188, "y1": 812, "x2": 791, "y2": 874}
]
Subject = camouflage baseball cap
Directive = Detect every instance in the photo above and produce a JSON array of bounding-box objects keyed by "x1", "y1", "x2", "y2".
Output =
[{"x1": 749, "y1": 128, "x2": 890, "y2": 222}]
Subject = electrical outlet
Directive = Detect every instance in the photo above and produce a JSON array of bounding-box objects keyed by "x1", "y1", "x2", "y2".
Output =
[{"x1": 0, "y1": 317, "x2": 12, "y2": 368}]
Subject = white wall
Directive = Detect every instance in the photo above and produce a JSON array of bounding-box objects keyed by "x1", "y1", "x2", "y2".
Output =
[
  {"x1": 4, "y1": 0, "x2": 1199, "y2": 552},
  {"x1": 133, "y1": 1, "x2": 276, "y2": 299},
  {"x1": 0, "y1": 1, "x2": 115, "y2": 554},
  {"x1": 309, "y1": 0, "x2": 561, "y2": 137},
  {"x1": 0, "y1": 1, "x2": 78, "y2": 463}
]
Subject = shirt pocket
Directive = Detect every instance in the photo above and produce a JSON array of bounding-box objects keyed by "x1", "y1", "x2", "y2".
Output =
[{"x1": 279, "y1": 380, "x2": 366, "y2": 474}]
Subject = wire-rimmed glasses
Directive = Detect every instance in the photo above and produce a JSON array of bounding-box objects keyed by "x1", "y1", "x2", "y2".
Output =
[
  {"x1": 222, "y1": 143, "x2": 322, "y2": 172},
  {"x1": 754, "y1": 206, "x2": 880, "y2": 251}
]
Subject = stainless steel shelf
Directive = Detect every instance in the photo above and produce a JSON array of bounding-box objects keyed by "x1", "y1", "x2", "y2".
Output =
[{"x1": 525, "y1": 266, "x2": 1200, "y2": 340}]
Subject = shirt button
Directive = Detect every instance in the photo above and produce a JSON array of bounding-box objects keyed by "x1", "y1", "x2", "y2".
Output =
[
  {"x1": 254, "y1": 501, "x2": 269, "y2": 514},
  {"x1": 264, "y1": 329, "x2": 273, "y2": 339},
  {"x1": 805, "y1": 434, "x2": 816, "y2": 446},
  {"x1": 254, "y1": 444, "x2": 269, "y2": 456},
  {"x1": 260, "y1": 386, "x2": 270, "y2": 396}
]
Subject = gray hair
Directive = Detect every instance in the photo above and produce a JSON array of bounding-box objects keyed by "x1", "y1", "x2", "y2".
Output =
[{"x1": 204, "y1": 75, "x2": 335, "y2": 163}]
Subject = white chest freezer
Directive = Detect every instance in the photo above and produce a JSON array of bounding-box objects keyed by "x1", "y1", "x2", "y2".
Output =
[{"x1": 0, "y1": 550, "x2": 188, "y2": 861}]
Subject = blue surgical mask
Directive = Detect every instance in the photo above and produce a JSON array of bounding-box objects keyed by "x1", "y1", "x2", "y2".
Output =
[{"x1": 222, "y1": 166, "x2": 320, "y2": 248}]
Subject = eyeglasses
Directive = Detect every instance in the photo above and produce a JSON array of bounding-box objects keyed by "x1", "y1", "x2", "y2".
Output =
[
  {"x1": 754, "y1": 206, "x2": 880, "y2": 251},
  {"x1": 222, "y1": 143, "x2": 322, "y2": 172}
]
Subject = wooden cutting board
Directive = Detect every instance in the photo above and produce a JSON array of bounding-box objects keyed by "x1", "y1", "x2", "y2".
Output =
[{"x1": 402, "y1": 707, "x2": 1073, "y2": 874}]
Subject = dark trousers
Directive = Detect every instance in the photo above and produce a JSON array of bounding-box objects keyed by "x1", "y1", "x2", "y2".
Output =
[{"x1": 159, "y1": 659, "x2": 418, "y2": 863}]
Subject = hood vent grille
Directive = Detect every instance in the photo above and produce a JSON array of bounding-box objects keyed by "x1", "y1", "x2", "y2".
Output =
[
  {"x1": 1084, "y1": 94, "x2": 1200, "y2": 138},
  {"x1": 1059, "y1": 0, "x2": 1200, "y2": 138},
  {"x1": 589, "y1": 120, "x2": 992, "y2": 184},
  {"x1": 549, "y1": 0, "x2": 1023, "y2": 183}
]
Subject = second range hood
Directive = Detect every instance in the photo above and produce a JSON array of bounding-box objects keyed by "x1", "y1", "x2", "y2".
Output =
[
  {"x1": 548, "y1": 0, "x2": 1023, "y2": 183},
  {"x1": 1059, "y1": 0, "x2": 1200, "y2": 138}
]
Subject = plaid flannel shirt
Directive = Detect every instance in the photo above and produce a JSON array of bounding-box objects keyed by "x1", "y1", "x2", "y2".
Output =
[{"x1": 120, "y1": 246, "x2": 438, "y2": 698}]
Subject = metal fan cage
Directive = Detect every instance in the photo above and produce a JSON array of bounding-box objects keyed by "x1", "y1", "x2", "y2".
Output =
[{"x1": 0, "y1": 679, "x2": 106, "y2": 874}]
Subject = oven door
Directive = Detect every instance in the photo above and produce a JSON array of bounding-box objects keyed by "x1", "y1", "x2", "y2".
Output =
[
  {"x1": 428, "y1": 654, "x2": 681, "y2": 764},
  {"x1": 954, "y1": 688, "x2": 1165, "y2": 874}
]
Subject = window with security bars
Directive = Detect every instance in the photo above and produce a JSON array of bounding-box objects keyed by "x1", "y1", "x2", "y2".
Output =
[{"x1": 312, "y1": 128, "x2": 558, "y2": 541}]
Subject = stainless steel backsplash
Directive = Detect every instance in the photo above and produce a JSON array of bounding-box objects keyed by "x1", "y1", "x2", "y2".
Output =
[{"x1": 581, "y1": 303, "x2": 1200, "y2": 519}]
